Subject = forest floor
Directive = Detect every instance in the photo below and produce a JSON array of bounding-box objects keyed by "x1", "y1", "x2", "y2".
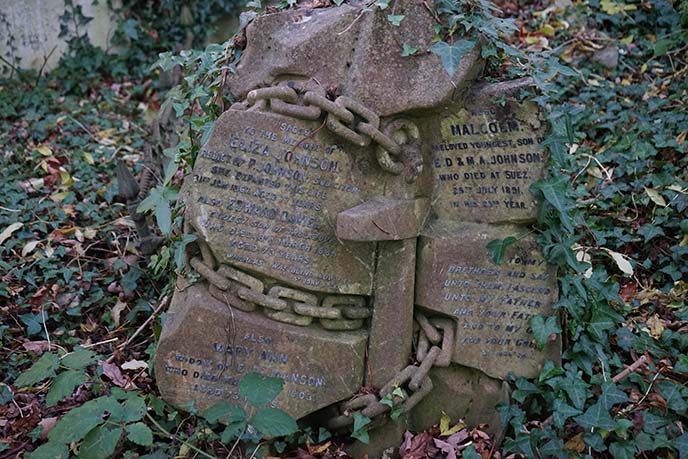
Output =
[{"x1": 1, "y1": 0, "x2": 687, "y2": 458}]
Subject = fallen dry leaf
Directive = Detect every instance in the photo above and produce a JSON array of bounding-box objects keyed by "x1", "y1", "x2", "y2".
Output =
[
  {"x1": 100, "y1": 360, "x2": 128, "y2": 388},
  {"x1": 121, "y1": 359, "x2": 148, "y2": 371}
]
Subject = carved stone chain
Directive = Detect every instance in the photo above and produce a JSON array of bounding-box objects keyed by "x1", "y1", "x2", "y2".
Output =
[
  {"x1": 326, "y1": 313, "x2": 455, "y2": 430},
  {"x1": 185, "y1": 226, "x2": 372, "y2": 331},
  {"x1": 237, "y1": 80, "x2": 422, "y2": 182}
]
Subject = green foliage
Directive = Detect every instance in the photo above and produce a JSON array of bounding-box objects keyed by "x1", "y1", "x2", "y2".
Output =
[
  {"x1": 529, "y1": 315, "x2": 561, "y2": 350},
  {"x1": 486, "y1": 236, "x2": 517, "y2": 264},
  {"x1": 351, "y1": 412, "x2": 372, "y2": 444},
  {"x1": 201, "y1": 372, "x2": 298, "y2": 447},
  {"x1": 429, "y1": 40, "x2": 477, "y2": 76},
  {"x1": 239, "y1": 371, "x2": 285, "y2": 406},
  {"x1": 14, "y1": 353, "x2": 60, "y2": 387},
  {"x1": 251, "y1": 408, "x2": 299, "y2": 438},
  {"x1": 498, "y1": 1, "x2": 688, "y2": 457}
]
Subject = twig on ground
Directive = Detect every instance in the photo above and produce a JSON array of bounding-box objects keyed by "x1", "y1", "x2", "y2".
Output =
[
  {"x1": 66, "y1": 115, "x2": 99, "y2": 143},
  {"x1": 106, "y1": 296, "x2": 168, "y2": 363},
  {"x1": 612, "y1": 355, "x2": 649, "y2": 383},
  {"x1": 541, "y1": 355, "x2": 650, "y2": 428},
  {"x1": 146, "y1": 412, "x2": 217, "y2": 459},
  {"x1": 81, "y1": 337, "x2": 119, "y2": 349}
]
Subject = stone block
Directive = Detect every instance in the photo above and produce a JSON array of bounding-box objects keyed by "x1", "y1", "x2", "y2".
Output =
[
  {"x1": 185, "y1": 108, "x2": 385, "y2": 295},
  {"x1": 0, "y1": 0, "x2": 116, "y2": 75},
  {"x1": 426, "y1": 97, "x2": 548, "y2": 223},
  {"x1": 154, "y1": 282, "x2": 367, "y2": 418},
  {"x1": 416, "y1": 221, "x2": 560, "y2": 379},
  {"x1": 410, "y1": 365, "x2": 510, "y2": 442}
]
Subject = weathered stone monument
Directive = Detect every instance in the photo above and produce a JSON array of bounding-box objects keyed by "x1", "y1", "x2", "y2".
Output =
[
  {"x1": 0, "y1": 0, "x2": 115, "y2": 75},
  {"x1": 153, "y1": 1, "x2": 560, "y2": 455}
]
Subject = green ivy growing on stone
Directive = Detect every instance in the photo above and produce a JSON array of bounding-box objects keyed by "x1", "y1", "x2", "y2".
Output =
[{"x1": 490, "y1": 2, "x2": 688, "y2": 458}]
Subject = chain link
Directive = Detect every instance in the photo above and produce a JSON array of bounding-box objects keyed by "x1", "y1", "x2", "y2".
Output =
[
  {"x1": 245, "y1": 80, "x2": 422, "y2": 181},
  {"x1": 326, "y1": 312, "x2": 455, "y2": 431},
  {"x1": 189, "y1": 252, "x2": 371, "y2": 330}
]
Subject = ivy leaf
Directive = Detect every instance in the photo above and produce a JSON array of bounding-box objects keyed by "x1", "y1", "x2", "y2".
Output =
[
  {"x1": 539, "y1": 361, "x2": 564, "y2": 383},
  {"x1": 202, "y1": 401, "x2": 247, "y2": 424},
  {"x1": 642, "y1": 410, "x2": 670, "y2": 434},
  {"x1": 539, "y1": 438, "x2": 566, "y2": 459},
  {"x1": 574, "y1": 401, "x2": 616, "y2": 430},
  {"x1": 401, "y1": 43, "x2": 420, "y2": 57},
  {"x1": 602, "y1": 248, "x2": 634, "y2": 276},
  {"x1": 46, "y1": 370, "x2": 87, "y2": 407},
  {"x1": 675, "y1": 432, "x2": 688, "y2": 459},
  {"x1": 503, "y1": 433, "x2": 535, "y2": 457},
  {"x1": 61, "y1": 348, "x2": 97, "y2": 369},
  {"x1": 599, "y1": 382, "x2": 629, "y2": 410},
  {"x1": 0, "y1": 384, "x2": 13, "y2": 405},
  {"x1": 25, "y1": 442, "x2": 69, "y2": 459},
  {"x1": 119, "y1": 19, "x2": 139, "y2": 40},
  {"x1": 531, "y1": 178, "x2": 573, "y2": 232},
  {"x1": 15, "y1": 353, "x2": 60, "y2": 387},
  {"x1": 637, "y1": 224, "x2": 664, "y2": 241},
  {"x1": 530, "y1": 315, "x2": 561, "y2": 350},
  {"x1": 126, "y1": 422, "x2": 153, "y2": 446},
  {"x1": 462, "y1": 445, "x2": 480, "y2": 459},
  {"x1": 19, "y1": 313, "x2": 44, "y2": 337},
  {"x1": 351, "y1": 412, "x2": 372, "y2": 444},
  {"x1": 120, "y1": 266, "x2": 142, "y2": 296},
  {"x1": 552, "y1": 399, "x2": 582, "y2": 428},
  {"x1": 609, "y1": 441, "x2": 637, "y2": 459},
  {"x1": 79, "y1": 426, "x2": 123, "y2": 459},
  {"x1": 239, "y1": 372, "x2": 283, "y2": 406},
  {"x1": 658, "y1": 381, "x2": 687, "y2": 413},
  {"x1": 251, "y1": 408, "x2": 298, "y2": 438},
  {"x1": 429, "y1": 40, "x2": 476, "y2": 76},
  {"x1": 137, "y1": 186, "x2": 177, "y2": 235},
  {"x1": 155, "y1": 200, "x2": 172, "y2": 235},
  {"x1": 49, "y1": 396, "x2": 119, "y2": 443},
  {"x1": 387, "y1": 14, "x2": 405, "y2": 26},
  {"x1": 560, "y1": 376, "x2": 589, "y2": 410},
  {"x1": 486, "y1": 237, "x2": 517, "y2": 264},
  {"x1": 512, "y1": 379, "x2": 541, "y2": 403}
]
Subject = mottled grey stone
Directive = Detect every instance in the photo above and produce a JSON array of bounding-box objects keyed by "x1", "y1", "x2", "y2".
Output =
[
  {"x1": 426, "y1": 96, "x2": 549, "y2": 224},
  {"x1": 228, "y1": 2, "x2": 483, "y2": 117},
  {"x1": 155, "y1": 282, "x2": 367, "y2": 417},
  {"x1": 410, "y1": 365, "x2": 510, "y2": 441},
  {"x1": 185, "y1": 109, "x2": 383, "y2": 295},
  {"x1": 416, "y1": 221, "x2": 561, "y2": 380}
]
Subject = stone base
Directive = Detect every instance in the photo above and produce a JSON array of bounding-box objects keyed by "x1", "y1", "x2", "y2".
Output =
[
  {"x1": 410, "y1": 365, "x2": 511, "y2": 443},
  {"x1": 154, "y1": 282, "x2": 367, "y2": 418}
]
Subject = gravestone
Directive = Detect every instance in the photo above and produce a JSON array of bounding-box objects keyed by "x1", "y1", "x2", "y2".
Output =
[
  {"x1": 153, "y1": 1, "x2": 560, "y2": 456},
  {"x1": 0, "y1": 0, "x2": 115, "y2": 75}
]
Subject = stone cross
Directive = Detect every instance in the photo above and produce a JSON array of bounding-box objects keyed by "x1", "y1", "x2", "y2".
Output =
[{"x1": 153, "y1": 1, "x2": 560, "y2": 456}]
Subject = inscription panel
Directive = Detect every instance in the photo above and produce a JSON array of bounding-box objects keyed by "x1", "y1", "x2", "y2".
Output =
[
  {"x1": 430, "y1": 98, "x2": 548, "y2": 223},
  {"x1": 416, "y1": 221, "x2": 560, "y2": 379},
  {"x1": 155, "y1": 283, "x2": 367, "y2": 417},
  {"x1": 186, "y1": 110, "x2": 381, "y2": 294}
]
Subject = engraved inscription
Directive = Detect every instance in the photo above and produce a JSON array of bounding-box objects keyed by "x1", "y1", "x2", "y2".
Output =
[
  {"x1": 161, "y1": 332, "x2": 326, "y2": 404},
  {"x1": 154, "y1": 285, "x2": 367, "y2": 417},
  {"x1": 185, "y1": 110, "x2": 378, "y2": 294},
  {"x1": 442, "y1": 254, "x2": 554, "y2": 363},
  {"x1": 416, "y1": 222, "x2": 559, "y2": 379},
  {"x1": 430, "y1": 100, "x2": 548, "y2": 222}
]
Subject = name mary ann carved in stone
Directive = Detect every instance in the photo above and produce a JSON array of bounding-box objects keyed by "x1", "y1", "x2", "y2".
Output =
[{"x1": 152, "y1": 1, "x2": 560, "y2": 455}]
